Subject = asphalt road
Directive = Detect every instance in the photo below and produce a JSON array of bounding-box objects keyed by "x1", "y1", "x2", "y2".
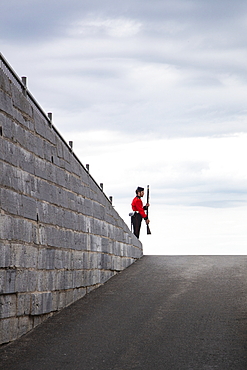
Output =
[{"x1": 1, "y1": 256, "x2": 247, "y2": 370}]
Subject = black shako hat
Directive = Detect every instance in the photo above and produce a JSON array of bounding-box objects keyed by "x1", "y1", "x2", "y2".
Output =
[{"x1": 136, "y1": 186, "x2": 144, "y2": 193}]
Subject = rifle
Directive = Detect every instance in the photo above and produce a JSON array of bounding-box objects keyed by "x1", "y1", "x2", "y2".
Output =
[{"x1": 146, "y1": 185, "x2": 151, "y2": 235}]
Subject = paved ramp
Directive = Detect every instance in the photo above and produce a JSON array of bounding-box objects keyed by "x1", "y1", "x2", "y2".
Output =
[{"x1": 1, "y1": 256, "x2": 247, "y2": 369}]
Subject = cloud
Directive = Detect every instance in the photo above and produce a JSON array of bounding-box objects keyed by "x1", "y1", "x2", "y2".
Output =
[
  {"x1": 69, "y1": 18, "x2": 142, "y2": 38},
  {"x1": 68, "y1": 131, "x2": 247, "y2": 209},
  {"x1": 2, "y1": 0, "x2": 247, "y2": 254}
]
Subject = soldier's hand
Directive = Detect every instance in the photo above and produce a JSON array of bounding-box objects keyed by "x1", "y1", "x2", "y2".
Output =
[{"x1": 146, "y1": 219, "x2": 150, "y2": 225}]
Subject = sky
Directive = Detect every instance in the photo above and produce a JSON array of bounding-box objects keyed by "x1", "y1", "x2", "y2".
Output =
[{"x1": 1, "y1": 0, "x2": 247, "y2": 255}]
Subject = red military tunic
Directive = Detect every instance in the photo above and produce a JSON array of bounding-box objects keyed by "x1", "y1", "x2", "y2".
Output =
[{"x1": 131, "y1": 196, "x2": 148, "y2": 219}]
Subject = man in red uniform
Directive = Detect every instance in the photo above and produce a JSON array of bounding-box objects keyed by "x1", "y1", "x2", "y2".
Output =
[{"x1": 131, "y1": 186, "x2": 150, "y2": 238}]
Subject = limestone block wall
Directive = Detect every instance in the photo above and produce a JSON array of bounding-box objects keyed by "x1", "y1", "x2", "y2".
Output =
[{"x1": 0, "y1": 55, "x2": 142, "y2": 345}]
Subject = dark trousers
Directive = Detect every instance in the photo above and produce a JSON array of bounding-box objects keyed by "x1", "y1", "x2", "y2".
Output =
[{"x1": 131, "y1": 212, "x2": 142, "y2": 239}]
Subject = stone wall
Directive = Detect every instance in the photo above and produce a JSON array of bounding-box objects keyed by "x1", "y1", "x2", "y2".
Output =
[{"x1": 0, "y1": 58, "x2": 142, "y2": 345}]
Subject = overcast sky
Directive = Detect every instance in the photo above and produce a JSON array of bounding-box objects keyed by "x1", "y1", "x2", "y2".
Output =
[{"x1": 1, "y1": 0, "x2": 247, "y2": 254}]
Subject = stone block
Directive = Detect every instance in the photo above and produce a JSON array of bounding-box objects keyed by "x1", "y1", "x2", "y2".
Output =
[
  {"x1": 23, "y1": 245, "x2": 38, "y2": 268},
  {"x1": 105, "y1": 213, "x2": 115, "y2": 227},
  {"x1": 18, "y1": 316, "x2": 33, "y2": 338},
  {"x1": 0, "y1": 139, "x2": 3, "y2": 164},
  {"x1": 0, "y1": 163, "x2": 11, "y2": 189},
  {"x1": 93, "y1": 202, "x2": 105, "y2": 221},
  {"x1": 36, "y1": 201, "x2": 49, "y2": 224},
  {"x1": 111, "y1": 256, "x2": 117, "y2": 271},
  {"x1": 56, "y1": 270, "x2": 65, "y2": 290},
  {"x1": 32, "y1": 135, "x2": 44, "y2": 158},
  {"x1": 70, "y1": 160, "x2": 80, "y2": 178},
  {"x1": 15, "y1": 124, "x2": 27, "y2": 148},
  {"x1": 84, "y1": 199, "x2": 93, "y2": 217},
  {"x1": 21, "y1": 172, "x2": 36, "y2": 197},
  {"x1": 0, "y1": 294, "x2": 17, "y2": 318},
  {"x1": 14, "y1": 218, "x2": 38, "y2": 244},
  {"x1": 72, "y1": 251, "x2": 84, "y2": 270},
  {"x1": 112, "y1": 241, "x2": 120, "y2": 256},
  {"x1": 37, "y1": 224, "x2": 46, "y2": 246},
  {"x1": 33, "y1": 110, "x2": 50, "y2": 140},
  {"x1": 63, "y1": 148, "x2": 72, "y2": 166},
  {"x1": 67, "y1": 193, "x2": 77, "y2": 212},
  {"x1": 45, "y1": 270, "x2": 57, "y2": 291},
  {"x1": 0, "y1": 270, "x2": 5, "y2": 294},
  {"x1": 37, "y1": 178, "x2": 53, "y2": 203},
  {"x1": 0, "y1": 113, "x2": 12, "y2": 141},
  {"x1": 23, "y1": 128, "x2": 36, "y2": 154},
  {"x1": 1, "y1": 269, "x2": 16, "y2": 294},
  {"x1": 51, "y1": 291, "x2": 59, "y2": 312},
  {"x1": 37, "y1": 270, "x2": 45, "y2": 292},
  {"x1": 55, "y1": 166, "x2": 66, "y2": 187},
  {"x1": 54, "y1": 249, "x2": 63, "y2": 269},
  {"x1": 58, "y1": 229, "x2": 73, "y2": 249},
  {"x1": 58, "y1": 291, "x2": 66, "y2": 310},
  {"x1": 46, "y1": 248, "x2": 55, "y2": 270},
  {"x1": 113, "y1": 256, "x2": 122, "y2": 271},
  {"x1": 101, "y1": 270, "x2": 115, "y2": 284},
  {"x1": 82, "y1": 252, "x2": 89, "y2": 269},
  {"x1": 45, "y1": 161, "x2": 57, "y2": 183},
  {"x1": 0, "y1": 89, "x2": 13, "y2": 116},
  {"x1": 27, "y1": 270, "x2": 38, "y2": 292},
  {"x1": 73, "y1": 232, "x2": 87, "y2": 251},
  {"x1": 80, "y1": 183, "x2": 90, "y2": 199},
  {"x1": 0, "y1": 69, "x2": 12, "y2": 95},
  {"x1": 17, "y1": 293, "x2": 31, "y2": 316},
  {"x1": 12, "y1": 107, "x2": 34, "y2": 131},
  {"x1": 77, "y1": 213, "x2": 86, "y2": 233},
  {"x1": 86, "y1": 284, "x2": 101, "y2": 294},
  {"x1": 91, "y1": 218, "x2": 102, "y2": 235},
  {"x1": 65, "y1": 290, "x2": 74, "y2": 306},
  {"x1": 20, "y1": 195, "x2": 37, "y2": 221},
  {"x1": 0, "y1": 317, "x2": 18, "y2": 344},
  {"x1": 78, "y1": 165, "x2": 89, "y2": 185},
  {"x1": 100, "y1": 253, "x2": 111, "y2": 270},
  {"x1": 15, "y1": 270, "x2": 37, "y2": 293},
  {"x1": 0, "y1": 188, "x2": 20, "y2": 216},
  {"x1": 18, "y1": 148, "x2": 35, "y2": 175},
  {"x1": 90, "y1": 235, "x2": 101, "y2": 252},
  {"x1": 90, "y1": 253, "x2": 99, "y2": 270},
  {"x1": 34, "y1": 156, "x2": 46, "y2": 180},
  {"x1": 62, "y1": 250, "x2": 72, "y2": 270},
  {"x1": 92, "y1": 269, "x2": 101, "y2": 285},
  {"x1": 73, "y1": 287, "x2": 86, "y2": 301},
  {"x1": 84, "y1": 269, "x2": 100, "y2": 287},
  {"x1": 0, "y1": 243, "x2": 11, "y2": 267},
  {"x1": 38, "y1": 248, "x2": 47, "y2": 269},
  {"x1": 64, "y1": 270, "x2": 74, "y2": 289},
  {"x1": 56, "y1": 187, "x2": 68, "y2": 209},
  {"x1": 10, "y1": 244, "x2": 24, "y2": 268},
  {"x1": 45, "y1": 225, "x2": 56, "y2": 249},
  {"x1": 56, "y1": 138, "x2": 64, "y2": 159},
  {"x1": 73, "y1": 270, "x2": 84, "y2": 288},
  {"x1": 12, "y1": 84, "x2": 33, "y2": 118},
  {"x1": 102, "y1": 222, "x2": 108, "y2": 238},
  {"x1": 101, "y1": 237, "x2": 110, "y2": 253},
  {"x1": 31, "y1": 292, "x2": 52, "y2": 315},
  {"x1": 62, "y1": 209, "x2": 75, "y2": 230},
  {"x1": 15, "y1": 270, "x2": 28, "y2": 293},
  {"x1": 43, "y1": 140, "x2": 55, "y2": 162}
]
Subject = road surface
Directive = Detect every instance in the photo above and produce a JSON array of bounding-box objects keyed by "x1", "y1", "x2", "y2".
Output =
[{"x1": 0, "y1": 256, "x2": 247, "y2": 369}]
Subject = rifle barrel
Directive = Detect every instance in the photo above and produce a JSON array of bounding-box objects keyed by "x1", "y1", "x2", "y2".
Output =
[{"x1": 146, "y1": 185, "x2": 151, "y2": 235}]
